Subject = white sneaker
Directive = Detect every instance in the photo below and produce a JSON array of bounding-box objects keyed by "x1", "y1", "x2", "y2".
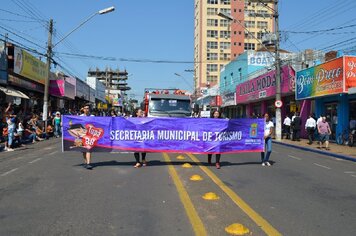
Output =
[
  {"x1": 262, "y1": 162, "x2": 266, "y2": 166},
  {"x1": 266, "y1": 162, "x2": 271, "y2": 166},
  {"x1": 4, "y1": 146, "x2": 8, "y2": 151},
  {"x1": 6, "y1": 148, "x2": 14, "y2": 152}
]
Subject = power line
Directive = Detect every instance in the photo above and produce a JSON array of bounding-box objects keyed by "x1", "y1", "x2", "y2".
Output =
[
  {"x1": 282, "y1": 23, "x2": 356, "y2": 34},
  {"x1": 0, "y1": 7, "x2": 47, "y2": 21}
]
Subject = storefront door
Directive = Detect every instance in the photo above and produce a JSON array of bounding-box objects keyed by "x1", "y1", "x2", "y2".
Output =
[{"x1": 325, "y1": 102, "x2": 337, "y2": 140}]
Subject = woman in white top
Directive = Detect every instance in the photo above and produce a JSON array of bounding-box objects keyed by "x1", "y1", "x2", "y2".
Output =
[{"x1": 261, "y1": 113, "x2": 274, "y2": 166}]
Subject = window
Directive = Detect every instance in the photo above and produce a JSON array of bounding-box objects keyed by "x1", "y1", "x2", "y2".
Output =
[
  {"x1": 245, "y1": 31, "x2": 255, "y2": 39},
  {"x1": 220, "y1": 53, "x2": 230, "y2": 60},
  {"x1": 220, "y1": 0, "x2": 230, "y2": 5},
  {"x1": 207, "y1": 41, "x2": 218, "y2": 49},
  {"x1": 230, "y1": 72, "x2": 234, "y2": 84},
  {"x1": 220, "y1": 19, "x2": 230, "y2": 27},
  {"x1": 207, "y1": 8, "x2": 218, "y2": 15},
  {"x1": 220, "y1": 8, "x2": 231, "y2": 15},
  {"x1": 238, "y1": 68, "x2": 242, "y2": 80},
  {"x1": 207, "y1": 30, "x2": 218, "y2": 38},
  {"x1": 220, "y1": 30, "x2": 230, "y2": 39},
  {"x1": 257, "y1": 21, "x2": 268, "y2": 29},
  {"x1": 207, "y1": 19, "x2": 218, "y2": 26},
  {"x1": 207, "y1": 75, "x2": 218, "y2": 83},
  {"x1": 207, "y1": 53, "x2": 218, "y2": 60},
  {"x1": 207, "y1": 64, "x2": 218, "y2": 72},
  {"x1": 245, "y1": 10, "x2": 255, "y2": 17},
  {"x1": 220, "y1": 42, "x2": 231, "y2": 49},
  {"x1": 244, "y1": 43, "x2": 255, "y2": 50},
  {"x1": 207, "y1": 0, "x2": 218, "y2": 4},
  {"x1": 224, "y1": 76, "x2": 227, "y2": 87},
  {"x1": 244, "y1": 21, "x2": 255, "y2": 28},
  {"x1": 257, "y1": 31, "x2": 267, "y2": 40},
  {"x1": 256, "y1": 10, "x2": 270, "y2": 18}
]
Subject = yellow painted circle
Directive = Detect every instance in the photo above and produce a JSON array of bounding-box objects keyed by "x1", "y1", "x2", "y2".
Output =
[
  {"x1": 176, "y1": 155, "x2": 185, "y2": 160},
  {"x1": 202, "y1": 192, "x2": 220, "y2": 200},
  {"x1": 190, "y1": 175, "x2": 203, "y2": 181},
  {"x1": 225, "y1": 223, "x2": 250, "y2": 235},
  {"x1": 182, "y1": 163, "x2": 192, "y2": 168}
]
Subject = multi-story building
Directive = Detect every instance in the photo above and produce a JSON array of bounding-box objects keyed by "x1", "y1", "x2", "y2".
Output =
[
  {"x1": 194, "y1": 0, "x2": 274, "y2": 95},
  {"x1": 87, "y1": 68, "x2": 131, "y2": 108}
]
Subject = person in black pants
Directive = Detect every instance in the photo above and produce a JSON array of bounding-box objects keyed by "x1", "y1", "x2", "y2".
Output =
[
  {"x1": 207, "y1": 109, "x2": 222, "y2": 169},
  {"x1": 292, "y1": 112, "x2": 302, "y2": 141},
  {"x1": 133, "y1": 108, "x2": 147, "y2": 168}
]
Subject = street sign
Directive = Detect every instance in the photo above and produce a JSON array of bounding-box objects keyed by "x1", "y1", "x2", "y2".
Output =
[{"x1": 275, "y1": 100, "x2": 283, "y2": 108}]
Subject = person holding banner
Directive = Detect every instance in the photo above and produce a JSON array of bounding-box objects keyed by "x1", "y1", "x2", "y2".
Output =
[
  {"x1": 261, "y1": 113, "x2": 274, "y2": 167},
  {"x1": 81, "y1": 104, "x2": 94, "y2": 170},
  {"x1": 208, "y1": 110, "x2": 222, "y2": 169},
  {"x1": 133, "y1": 108, "x2": 147, "y2": 168}
]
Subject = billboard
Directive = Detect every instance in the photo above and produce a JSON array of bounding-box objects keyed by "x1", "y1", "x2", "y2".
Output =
[
  {"x1": 296, "y1": 57, "x2": 344, "y2": 100},
  {"x1": 345, "y1": 56, "x2": 356, "y2": 92},
  {"x1": 247, "y1": 51, "x2": 292, "y2": 67},
  {"x1": 236, "y1": 65, "x2": 294, "y2": 104},
  {"x1": 13, "y1": 46, "x2": 47, "y2": 84}
]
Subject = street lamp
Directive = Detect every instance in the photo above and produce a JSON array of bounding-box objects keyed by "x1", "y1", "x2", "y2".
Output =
[
  {"x1": 218, "y1": 1, "x2": 282, "y2": 140},
  {"x1": 42, "y1": 6, "x2": 115, "y2": 122},
  {"x1": 174, "y1": 73, "x2": 194, "y2": 93}
]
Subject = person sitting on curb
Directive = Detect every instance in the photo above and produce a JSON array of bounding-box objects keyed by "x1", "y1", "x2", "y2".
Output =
[{"x1": 317, "y1": 116, "x2": 332, "y2": 150}]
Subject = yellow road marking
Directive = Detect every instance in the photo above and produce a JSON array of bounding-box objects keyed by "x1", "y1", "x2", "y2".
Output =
[
  {"x1": 187, "y1": 153, "x2": 282, "y2": 236},
  {"x1": 163, "y1": 153, "x2": 207, "y2": 236}
]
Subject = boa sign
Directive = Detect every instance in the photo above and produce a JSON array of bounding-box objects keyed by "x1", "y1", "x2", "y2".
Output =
[{"x1": 62, "y1": 116, "x2": 265, "y2": 154}]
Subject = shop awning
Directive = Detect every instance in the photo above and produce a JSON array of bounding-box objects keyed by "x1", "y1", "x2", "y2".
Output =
[{"x1": 0, "y1": 86, "x2": 29, "y2": 99}]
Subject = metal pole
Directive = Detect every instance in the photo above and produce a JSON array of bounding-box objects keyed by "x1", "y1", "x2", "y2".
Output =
[
  {"x1": 274, "y1": 0, "x2": 282, "y2": 141},
  {"x1": 43, "y1": 19, "x2": 53, "y2": 126}
]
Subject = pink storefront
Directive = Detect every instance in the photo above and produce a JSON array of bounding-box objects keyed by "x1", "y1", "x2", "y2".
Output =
[{"x1": 235, "y1": 65, "x2": 296, "y2": 118}]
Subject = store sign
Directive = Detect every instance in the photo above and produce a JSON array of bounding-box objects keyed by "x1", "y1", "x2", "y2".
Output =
[
  {"x1": 221, "y1": 92, "x2": 236, "y2": 107},
  {"x1": 247, "y1": 51, "x2": 291, "y2": 67},
  {"x1": 0, "y1": 41, "x2": 7, "y2": 84},
  {"x1": 345, "y1": 56, "x2": 356, "y2": 92},
  {"x1": 13, "y1": 46, "x2": 47, "y2": 85},
  {"x1": 76, "y1": 78, "x2": 90, "y2": 100},
  {"x1": 8, "y1": 74, "x2": 44, "y2": 92},
  {"x1": 236, "y1": 65, "x2": 294, "y2": 104},
  {"x1": 296, "y1": 57, "x2": 344, "y2": 100},
  {"x1": 49, "y1": 78, "x2": 75, "y2": 100}
]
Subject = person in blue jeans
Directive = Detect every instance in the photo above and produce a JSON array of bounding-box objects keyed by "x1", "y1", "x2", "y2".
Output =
[
  {"x1": 6, "y1": 115, "x2": 16, "y2": 151},
  {"x1": 53, "y1": 111, "x2": 62, "y2": 138},
  {"x1": 261, "y1": 113, "x2": 274, "y2": 166}
]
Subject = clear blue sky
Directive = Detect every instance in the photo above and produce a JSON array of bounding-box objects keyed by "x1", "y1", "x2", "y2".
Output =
[{"x1": 1, "y1": 0, "x2": 355, "y2": 101}]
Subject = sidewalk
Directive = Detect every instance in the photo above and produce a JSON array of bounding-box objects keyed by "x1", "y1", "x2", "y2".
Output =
[{"x1": 273, "y1": 138, "x2": 356, "y2": 162}]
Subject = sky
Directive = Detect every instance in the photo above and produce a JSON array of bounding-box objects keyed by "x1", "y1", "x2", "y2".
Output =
[{"x1": 1, "y1": 0, "x2": 355, "y2": 102}]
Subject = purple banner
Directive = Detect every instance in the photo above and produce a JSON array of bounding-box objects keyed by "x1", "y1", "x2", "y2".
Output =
[{"x1": 62, "y1": 116, "x2": 265, "y2": 154}]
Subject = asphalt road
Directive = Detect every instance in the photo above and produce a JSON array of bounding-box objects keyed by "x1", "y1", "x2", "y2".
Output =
[{"x1": 0, "y1": 139, "x2": 355, "y2": 236}]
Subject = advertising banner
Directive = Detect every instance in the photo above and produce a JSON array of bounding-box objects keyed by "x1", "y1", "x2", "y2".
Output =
[
  {"x1": 62, "y1": 116, "x2": 264, "y2": 154},
  {"x1": 49, "y1": 80, "x2": 65, "y2": 97},
  {"x1": 236, "y1": 65, "x2": 294, "y2": 104},
  {"x1": 296, "y1": 57, "x2": 344, "y2": 100},
  {"x1": 13, "y1": 47, "x2": 47, "y2": 84},
  {"x1": 344, "y1": 56, "x2": 356, "y2": 92},
  {"x1": 0, "y1": 41, "x2": 7, "y2": 84},
  {"x1": 8, "y1": 74, "x2": 44, "y2": 92},
  {"x1": 221, "y1": 92, "x2": 236, "y2": 107}
]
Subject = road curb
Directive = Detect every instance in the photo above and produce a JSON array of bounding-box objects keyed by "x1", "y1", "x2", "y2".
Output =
[{"x1": 273, "y1": 141, "x2": 356, "y2": 162}]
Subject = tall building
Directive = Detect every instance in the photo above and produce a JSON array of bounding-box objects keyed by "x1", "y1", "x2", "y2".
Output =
[{"x1": 194, "y1": 0, "x2": 274, "y2": 94}]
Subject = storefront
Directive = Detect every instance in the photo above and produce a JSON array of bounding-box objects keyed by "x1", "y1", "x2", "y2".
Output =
[
  {"x1": 221, "y1": 92, "x2": 239, "y2": 118},
  {"x1": 235, "y1": 65, "x2": 295, "y2": 118},
  {"x1": 296, "y1": 56, "x2": 356, "y2": 140},
  {"x1": 49, "y1": 74, "x2": 76, "y2": 112},
  {"x1": 75, "y1": 78, "x2": 90, "y2": 110}
]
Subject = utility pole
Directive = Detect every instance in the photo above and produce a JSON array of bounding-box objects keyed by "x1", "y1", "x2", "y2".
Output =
[
  {"x1": 274, "y1": 0, "x2": 282, "y2": 141},
  {"x1": 43, "y1": 19, "x2": 53, "y2": 125}
]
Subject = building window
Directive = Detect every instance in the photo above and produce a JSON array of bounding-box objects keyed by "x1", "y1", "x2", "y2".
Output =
[
  {"x1": 238, "y1": 42, "x2": 242, "y2": 46},
  {"x1": 257, "y1": 31, "x2": 267, "y2": 40},
  {"x1": 244, "y1": 43, "x2": 255, "y2": 50},
  {"x1": 207, "y1": 8, "x2": 218, "y2": 15},
  {"x1": 207, "y1": 19, "x2": 218, "y2": 26},
  {"x1": 220, "y1": 42, "x2": 231, "y2": 49},
  {"x1": 220, "y1": 8, "x2": 231, "y2": 15},
  {"x1": 230, "y1": 72, "x2": 234, "y2": 84},
  {"x1": 220, "y1": 30, "x2": 230, "y2": 39},
  {"x1": 245, "y1": 31, "x2": 255, "y2": 39},
  {"x1": 207, "y1": 30, "x2": 218, "y2": 38},
  {"x1": 257, "y1": 21, "x2": 268, "y2": 29},
  {"x1": 244, "y1": 21, "x2": 255, "y2": 28},
  {"x1": 221, "y1": 0, "x2": 230, "y2": 5},
  {"x1": 238, "y1": 68, "x2": 242, "y2": 80},
  {"x1": 224, "y1": 76, "x2": 227, "y2": 87},
  {"x1": 207, "y1": 0, "x2": 218, "y2": 4},
  {"x1": 220, "y1": 53, "x2": 230, "y2": 60},
  {"x1": 245, "y1": 10, "x2": 255, "y2": 17},
  {"x1": 220, "y1": 19, "x2": 230, "y2": 27},
  {"x1": 207, "y1": 75, "x2": 218, "y2": 83},
  {"x1": 207, "y1": 53, "x2": 218, "y2": 60},
  {"x1": 207, "y1": 64, "x2": 218, "y2": 72},
  {"x1": 207, "y1": 41, "x2": 218, "y2": 49}
]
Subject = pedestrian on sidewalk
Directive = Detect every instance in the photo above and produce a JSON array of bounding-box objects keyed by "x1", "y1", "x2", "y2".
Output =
[
  {"x1": 53, "y1": 111, "x2": 62, "y2": 138},
  {"x1": 133, "y1": 108, "x2": 147, "y2": 168},
  {"x1": 81, "y1": 104, "x2": 94, "y2": 170},
  {"x1": 207, "y1": 109, "x2": 222, "y2": 169},
  {"x1": 283, "y1": 114, "x2": 291, "y2": 139},
  {"x1": 261, "y1": 113, "x2": 274, "y2": 167},
  {"x1": 305, "y1": 114, "x2": 316, "y2": 145},
  {"x1": 291, "y1": 112, "x2": 302, "y2": 141},
  {"x1": 317, "y1": 116, "x2": 332, "y2": 150}
]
